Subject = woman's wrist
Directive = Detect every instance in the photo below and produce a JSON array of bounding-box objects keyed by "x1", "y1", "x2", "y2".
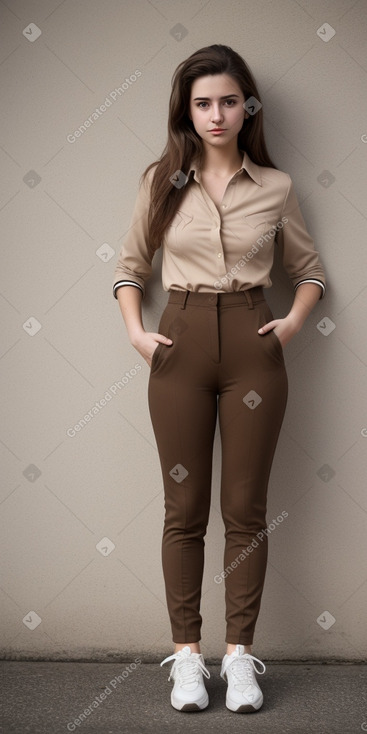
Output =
[
  {"x1": 128, "y1": 327, "x2": 146, "y2": 347},
  {"x1": 284, "y1": 311, "x2": 304, "y2": 334}
]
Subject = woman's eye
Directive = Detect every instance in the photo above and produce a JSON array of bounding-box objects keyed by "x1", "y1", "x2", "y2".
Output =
[{"x1": 195, "y1": 100, "x2": 237, "y2": 109}]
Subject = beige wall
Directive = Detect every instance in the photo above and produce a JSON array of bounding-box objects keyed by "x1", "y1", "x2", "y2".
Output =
[{"x1": 1, "y1": 0, "x2": 366, "y2": 662}]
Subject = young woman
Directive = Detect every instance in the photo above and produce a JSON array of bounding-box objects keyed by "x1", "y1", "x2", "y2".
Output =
[{"x1": 113, "y1": 44, "x2": 326, "y2": 714}]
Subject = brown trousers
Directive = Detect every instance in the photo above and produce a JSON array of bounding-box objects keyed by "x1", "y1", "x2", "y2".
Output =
[{"x1": 147, "y1": 288, "x2": 288, "y2": 645}]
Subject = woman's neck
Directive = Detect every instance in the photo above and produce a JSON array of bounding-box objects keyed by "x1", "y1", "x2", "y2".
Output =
[{"x1": 200, "y1": 143, "x2": 243, "y2": 177}]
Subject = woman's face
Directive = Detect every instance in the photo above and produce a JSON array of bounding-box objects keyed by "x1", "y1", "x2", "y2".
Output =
[{"x1": 188, "y1": 73, "x2": 247, "y2": 149}]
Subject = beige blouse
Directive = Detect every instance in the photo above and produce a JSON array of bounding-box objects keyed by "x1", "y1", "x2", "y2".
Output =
[{"x1": 113, "y1": 150, "x2": 326, "y2": 300}]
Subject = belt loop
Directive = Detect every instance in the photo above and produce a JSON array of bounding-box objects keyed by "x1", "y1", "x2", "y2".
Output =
[
  {"x1": 180, "y1": 290, "x2": 189, "y2": 310},
  {"x1": 244, "y1": 289, "x2": 254, "y2": 309}
]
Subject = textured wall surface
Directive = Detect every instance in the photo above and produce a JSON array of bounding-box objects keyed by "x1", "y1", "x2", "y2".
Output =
[{"x1": 1, "y1": 0, "x2": 366, "y2": 662}]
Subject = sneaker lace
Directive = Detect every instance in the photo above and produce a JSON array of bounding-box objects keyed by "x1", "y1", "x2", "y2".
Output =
[
  {"x1": 224, "y1": 653, "x2": 266, "y2": 685},
  {"x1": 160, "y1": 650, "x2": 210, "y2": 683}
]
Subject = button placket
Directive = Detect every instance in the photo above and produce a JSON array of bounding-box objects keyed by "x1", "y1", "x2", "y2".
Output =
[
  {"x1": 198, "y1": 179, "x2": 232, "y2": 284},
  {"x1": 220, "y1": 176, "x2": 235, "y2": 210}
]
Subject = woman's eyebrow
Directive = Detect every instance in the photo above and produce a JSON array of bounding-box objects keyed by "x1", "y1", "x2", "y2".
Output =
[{"x1": 193, "y1": 94, "x2": 240, "y2": 100}]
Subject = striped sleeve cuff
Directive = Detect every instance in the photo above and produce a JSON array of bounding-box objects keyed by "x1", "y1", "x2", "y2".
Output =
[
  {"x1": 294, "y1": 279, "x2": 326, "y2": 300},
  {"x1": 113, "y1": 280, "x2": 144, "y2": 299}
]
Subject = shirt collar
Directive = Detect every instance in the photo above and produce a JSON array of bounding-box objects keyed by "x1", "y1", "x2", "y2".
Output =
[{"x1": 187, "y1": 149, "x2": 262, "y2": 186}]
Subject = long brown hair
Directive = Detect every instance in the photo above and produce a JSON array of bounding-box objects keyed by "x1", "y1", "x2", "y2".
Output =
[{"x1": 141, "y1": 44, "x2": 278, "y2": 257}]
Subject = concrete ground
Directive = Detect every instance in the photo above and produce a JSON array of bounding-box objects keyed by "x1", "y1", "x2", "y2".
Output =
[{"x1": 1, "y1": 661, "x2": 366, "y2": 734}]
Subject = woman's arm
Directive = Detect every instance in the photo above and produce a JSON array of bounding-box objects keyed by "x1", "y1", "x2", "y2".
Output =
[
  {"x1": 258, "y1": 282, "x2": 322, "y2": 347},
  {"x1": 116, "y1": 286, "x2": 172, "y2": 367}
]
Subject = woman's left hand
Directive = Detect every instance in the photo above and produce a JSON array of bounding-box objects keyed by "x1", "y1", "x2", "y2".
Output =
[{"x1": 258, "y1": 315, "x2": 301, "y2": 348}]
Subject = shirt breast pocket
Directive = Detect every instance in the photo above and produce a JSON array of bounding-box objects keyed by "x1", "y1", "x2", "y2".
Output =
[
  {"x1": 242, "y1": 212, "x2": 270, "y2": 236},
  {"x1": 168, "y1": 210, "x2": 194, "y2": 249}
]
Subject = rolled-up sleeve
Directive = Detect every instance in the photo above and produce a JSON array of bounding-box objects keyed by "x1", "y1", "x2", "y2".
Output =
[
  {"x1": 276, "y1": 176, "x2": 326, "y2": 299},
  {"x1": 112, "y1": 168, "x2": 155, "y2": 299}
]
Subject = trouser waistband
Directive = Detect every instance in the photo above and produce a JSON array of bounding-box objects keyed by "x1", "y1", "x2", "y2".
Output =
[{"x1": 167, "y1": 287, "x2": 264, "y2": 310}]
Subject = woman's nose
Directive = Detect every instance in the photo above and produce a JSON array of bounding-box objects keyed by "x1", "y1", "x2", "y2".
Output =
[{"x1": 211, "y1": 106, "x2": 223, "y2": 122}]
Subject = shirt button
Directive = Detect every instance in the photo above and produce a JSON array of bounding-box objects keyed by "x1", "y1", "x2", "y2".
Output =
[
  {"x1": 217, "y1": 253, "x2": 222, "y2": 258},
  {"x1": 222, "y1": 204, "x2": 227, "y2": 208}
]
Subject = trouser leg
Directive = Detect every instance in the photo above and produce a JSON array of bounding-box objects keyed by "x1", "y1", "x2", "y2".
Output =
[
  {"x1": 217, "y1": 299, "x2": 288, "y2": 644},
  {"x1": 147, "y1": 300, "x2": 218, "y2": 642}
]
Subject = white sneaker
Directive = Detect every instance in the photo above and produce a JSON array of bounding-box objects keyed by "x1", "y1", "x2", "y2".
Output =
[
  {"x1": 160, "y1": 645, "x2": 210, "y2": 711},
  {"x1": 220, "y1": 644, "x2": 266, "y2": 713}
]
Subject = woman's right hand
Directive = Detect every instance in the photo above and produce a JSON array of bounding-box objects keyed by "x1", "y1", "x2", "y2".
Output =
[{"x1": 131, "y1": 331, "x2": 173, "y2": 368}]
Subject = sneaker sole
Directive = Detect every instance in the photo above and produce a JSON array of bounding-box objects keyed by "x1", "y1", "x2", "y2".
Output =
[
  {"x1": 226, "y1": 693, "x2": 263, "y2": 713},
  {"x1": 177, "y1": 702, "x2": 207, "y2": 712},
  {"x1": 171, "y1": 692, "x2": 209, "y2": 712}
]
